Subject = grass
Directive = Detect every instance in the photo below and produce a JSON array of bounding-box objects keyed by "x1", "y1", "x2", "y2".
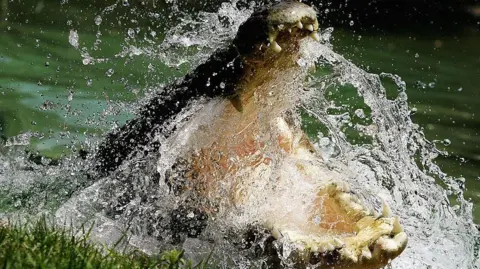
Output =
[{"x1": 0, "y1": 217, "x2": 212, "y2": 269}]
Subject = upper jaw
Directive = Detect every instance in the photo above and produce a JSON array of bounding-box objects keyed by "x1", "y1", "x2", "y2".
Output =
[{"x1": 233, "y1": 1, "x2": 320, "y2": 56}]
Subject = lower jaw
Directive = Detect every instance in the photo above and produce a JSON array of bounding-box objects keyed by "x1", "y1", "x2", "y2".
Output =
[
  {"x1": 273, "y1": 227, "x2": 408, "y2": 269},
  {"x1": 251, "y1": 184, "x2": 408, "y2": 268}
]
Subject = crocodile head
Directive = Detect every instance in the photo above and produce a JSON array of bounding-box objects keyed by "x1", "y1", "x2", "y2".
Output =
[{"x1": 199, "y1": 1, "x2": 408, "y2": 268}]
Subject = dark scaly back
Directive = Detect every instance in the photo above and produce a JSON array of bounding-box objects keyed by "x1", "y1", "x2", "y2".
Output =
[
  {"x1": 94, "y1": 45, "x2": 245, "y2": 175},
  {"x1": 93, "y1": 2, "x2": 280, "y2": 175}
]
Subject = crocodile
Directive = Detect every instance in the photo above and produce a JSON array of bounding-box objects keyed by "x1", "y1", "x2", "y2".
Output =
[{"x1": 93, "y1": 1, "x2": 408, "y2": 268}]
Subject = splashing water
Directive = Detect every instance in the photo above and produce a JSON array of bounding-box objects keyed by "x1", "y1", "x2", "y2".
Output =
[{"x1": 1, "y1": 1, "x2": 479, "y2": 268}]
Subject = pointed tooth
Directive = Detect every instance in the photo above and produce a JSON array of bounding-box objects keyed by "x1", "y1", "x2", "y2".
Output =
[
  {"x1": 287, "y1": 28, "x2": 292, "y2": 33},
  {"x1": 310, "y1": 32, "x2": 320, "y2": 42},
  {"x1": 316, "y1": 244, "x2": 326, "y2": 253},
  {"x1": 393, "y1": 232, "x2": 408, "y2": 248},
  {"x1": 374, "y1": 236, "x2": 399, "y2": 254},
  {"x1": 271, "y1": 41, "x2": 282, "y2": 53},
  {"x1": 333, "y1": 238, "x2": 345, "y2": 248},
  {"x1": 325, "y1": 243, "x2": 335, "y2": 251},
  {"x1": 229, "y1": 95, "x2": 243, "y2": 112},
  {"x1": 342, "y1": 248, "x2": 358, "y2": 262},
  {"x1": 361, "y1": 246, "x2": 372, "y2": 260},
  {"x1": 305, "y1": 24, "x2": 314, "y2": 31},
  {"x1": 296, "y1": 21, "x2": 303, "y2": 29},
  {"x1": 338, "y1": 192, "x2": 352, "y2": 202},
  {"x1": 372, "y1": 241, "x2": 382, "y2": 258},
  {"x1": 313, "y1": 20, "x2": 319, "y2": 30},
  {"x1": 382, "y1": 200, "x2": 392, "y2": 217},
  {"x1": 271, "y1": 227, "x2": 283, "y2": 239},
  {"x1": 349, "y1": 202, "x2": 365, "y2": 212},
  {"x1": 392, "y1": 216, "x2": 404, "y2": 234},
  {"x1": 278, "y1": 24, "x2": 284, "y2": 30},
  {"x1": 362, "y1": 209, "x2": 371, "y2": 216}
]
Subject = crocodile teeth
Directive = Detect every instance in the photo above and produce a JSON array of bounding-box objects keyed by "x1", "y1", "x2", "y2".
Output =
[
  {"x1": 316, "y1": 245, "x2": 326, "y2": 253},
  {"x1": 361, "y1": 246, "x2": 372, "y2": 260},
  {"x1": 305, "y1": 24, "x2": 314, "y2": 31},
  {"x1": 338, "y1": 192, "x2": 352, "y2": 202},
  {"x1": 373, "y1": 232, "x2": 408, "y2": 258},
  {"x1": 351, "y1": 202, "x2": 366, "y2": 212},
  {"x1": 373, "y1": 237, "x2": 397, "y2": 257},
  {"x1": 333, "y1": 238, "x2": 345, "y2": 248},
  {"x1": 382, "y1": 200, "x2": 392, "y2": 217},
  {"x1": 271, "y1": 41, "x2": 282, "y2": 53},
  {"x1": 392, "y1": 216, "x2": 404, "y2": 234},
  {"x1": 272, "y1": 227, "x2": 283, "y2": 239},
  {"x1": 325, "y1": 242, "x2": 335, "y2": 251},
  {"x1": 296, "y1": 21, "x2": 303, "y2": 29},
  {"x1": 393, "y1": 232, "x2": 408, "y2": 247},
  {"x1": 342, "y1": 248, "x2": 358, "y2": 262},
  {"x1": 310, "y1": 32, "x2": 320, "y2": 42}
]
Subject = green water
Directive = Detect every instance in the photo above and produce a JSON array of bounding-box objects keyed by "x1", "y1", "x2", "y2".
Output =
[{"x1": 1, "y1": 1, "x2": 479, "y2": 219}]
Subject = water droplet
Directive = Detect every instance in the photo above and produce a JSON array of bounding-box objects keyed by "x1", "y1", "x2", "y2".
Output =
[
  {"x1": 428, "y1": 82, "x2": 435, "y2": 88},
  {"x1": 457, "y1": 87, "x2": 463, "y2": 92},
  {"x1": 397, "y1": 92, "x2": 408, "y2": 102},
  {"x1": 69, "y1": 30, "x2": 79, "y2": 48},
  {"x1": 442, "y1": 139, "x2": 451, "y2": 146},
  {"x1": 319, "y1": 137, "x2": 330, "y2": 147},
  {"x1": 414, "y1": 53, "x2": 420, "y2": 58},
  {"x1": 31, "y1": 121, "x2": 37, "y2": 125},
  {"x1": 106, "y1": 68, "x2": 115, "y2": 77},
  {"x1": 127, "y1": 28, "x2": 135, "y2": 38},
  {"x1": 82, "y1": 58, "x2": 91, "y2": 65},
  {"x1": 94, "y1": 15, "x2": 102, "y2": 26},
  {"x1": 45, "y1": 61, "x2": 50, "y2": 67},
  {"x1": 354, "y1": 108, "x2": 365, "y2": 118},
  {"x1": 220, "y1": 82, "x2": 225, "y2": 89},
  {"x1": 349, "y1": 20, "x2": 354, "y2": 26},
  {"x1": 87, "y1": 79, "x2": 93, "y2": 87}
]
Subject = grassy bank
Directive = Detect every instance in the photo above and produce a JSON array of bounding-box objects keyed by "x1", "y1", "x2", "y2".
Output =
[{"x1": 0, "y1": 218, "x2": 211, "y2": 269}]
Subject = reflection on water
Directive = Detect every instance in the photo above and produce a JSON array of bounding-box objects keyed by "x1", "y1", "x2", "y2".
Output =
[{"x1": 0, "y1": 0, "x2": 479, "y2": 268}]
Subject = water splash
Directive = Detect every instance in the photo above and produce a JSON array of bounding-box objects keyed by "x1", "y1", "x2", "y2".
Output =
[
  {"x1": 1, "y1": 1, "x2": 478, "y2": 268},
  {"x1": 301, "y1": 42, "x2": 478, "y2": 268}
]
